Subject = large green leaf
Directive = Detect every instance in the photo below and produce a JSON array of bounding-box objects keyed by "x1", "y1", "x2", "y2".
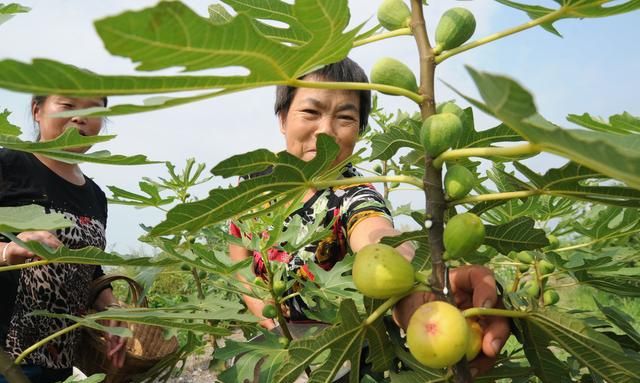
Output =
[
  {"x1": 380, "y1": 229, "x2": 430, "y2": 271},
  {"x1": 0, "y1": 128, "x2": 158, "y2": 165},
  {"x1": 573, "y1": 268, "x2": 640, "y2": 297},
  {"x1": 571, "y1": 206, "x2": 640, "y2": 244},
  {"x1": 0, "y1": 0, "x2": 361, "y2": 116},
  {"x1": 496, "y1": 0, "x2": 640, "y2": 37},
  {"x1": 484, "y1": 217, "x2": 549, "y2": 254},
  {"x1": 451, "y1": 67, "x2": 640, "y2": 190},
  {"x1": 369, "y1": 126, "x2": 423, "y2": 162},
  {"x1": 107, "y1": 182, "x2": 175, "y2": 208},
  {"x1": 150, "y1": 134, "x2": 341, "y2": 236},
  {"x1": 521, "y1": 310, "x2": 640, "y2": 382},
  {"x1": 216, "y1": 330, "x2": 289, "y2": 383},
  {"x1": 274, "y1": 299, "x2": 386, "y2": 383},
  {"x1": 0, "y1": 205, "x2": 70, "y2": 232},
  {"x1": 0, "y1": 109, "x2": 20, "y2": 136}
]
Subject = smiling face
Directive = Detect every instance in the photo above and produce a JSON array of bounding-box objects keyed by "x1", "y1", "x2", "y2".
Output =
[
  {"x1": 279, "y1": 85, "x2": 360, "y2": 165},
  {"x1": 32, "y1": 95, "x2": 105, "y2": 153}
]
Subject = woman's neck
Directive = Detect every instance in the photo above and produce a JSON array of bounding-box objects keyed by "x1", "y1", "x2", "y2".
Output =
[{"x1": 34, "y1": 154, "x2": 86, "y2": 186}]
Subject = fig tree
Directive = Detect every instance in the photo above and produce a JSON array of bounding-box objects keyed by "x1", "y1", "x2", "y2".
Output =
[
  {"x1": 180, "y1": 263, "x2": 191, "y2": 271},
  {"x1": 407, "y1": 301, "x2": 469, "y2": 369},
  {"x1": 377, "y1": 0, "x2": 411, "y2": 31},
  {"x1": 444, "y1": 165, "x2": 475, "y2": 200},
  {"x1": 466, "y1": 319, "x2": 483, "y2": 361},
  {"x1": 434, "y1": 7, "x2": 476, "y2": 54},
  {"x1": 546, "y1": 234, "x2": 560, "y2": 249},
  {"x1": 277, "y1": 336, "x2": 290, "y2": 348},
  {"x1": 370, "y1": 57, "x2": 419, "y2": 94},
  {"x1": 352, "y1": 243, "x2": 415, "y2": 299},
  {"x1": 443, "y1": 213, "x2": 485, "y2": 260},
  {"x1": 543, "y1": 289, "x2": 560, "y2": 305},
  {"x1": 420, "y1": 113, "x2": 462, "y2": 156},
  {"x1": 262, "y1": 304, "x2": 277, "y2": 319},
  {"x1": 253, "y1": 277, "x2": 267, "y2": 288}
]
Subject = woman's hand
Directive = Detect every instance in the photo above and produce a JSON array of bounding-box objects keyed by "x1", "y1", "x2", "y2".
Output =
[
  {"x1": 394, "y1": 265, "x2": 510, "y2": 376},
  {"x1": 105, "y1": 319, "x2": 128, "y2": 368},
  {"x1": 1, "y1": 231, "x2": 62, "y2": 265}
]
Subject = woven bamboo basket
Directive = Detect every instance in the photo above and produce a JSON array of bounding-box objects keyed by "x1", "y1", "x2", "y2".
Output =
[{"x1": 76, "y1": 274, "x2": 178, "y2": 383}]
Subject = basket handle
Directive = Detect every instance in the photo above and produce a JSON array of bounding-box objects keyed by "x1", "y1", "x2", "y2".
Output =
[{"x1": 89, "y1": 274, "x2": 148, "y2": 308}]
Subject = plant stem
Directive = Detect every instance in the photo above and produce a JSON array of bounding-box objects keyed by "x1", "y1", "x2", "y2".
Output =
[
  {"x1": 551, "y1": 228, "x2": 640, "y2": 253},
  {"x1": 433, "y1": 143, "x2": 542, "y2": 169},
  {"x1": 435, "y1": 8, "x2": 566, "y2": 64},
  {"x1": 363, "y1": 286, "x2": 428, "y2": 326},
  {"x1": 291, "y1": 79, "x2": 424, "y2": 104},
  {"x1": 462, "y1": 307, "x2": 529, "y2": 319},
  {"x1": 0, "y1": 260, "x2": 49, "y2": 272},
  {"x1": 190, "y1": 267, "x2": 206, "y2": 300},
  {"x1": 0, "y1": 348, "x2": 29, "y2": 383},
  {"x1": 410, "y1": 1, "x2": 472, "y2": 382},
  {"x1": 311, "y1": 175, "x2": 424, "y2": 190},
  {"x1": 450, "y1": 190, "x2": 541, "y2": 206},
  {"x1": 15, "y1": 322, "x2": 82, "y2": 365},
  {"x1": 353, "y1": 28, "x2": 412, "y2": 47}
]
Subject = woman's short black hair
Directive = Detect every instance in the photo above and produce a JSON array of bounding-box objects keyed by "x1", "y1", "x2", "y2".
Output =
[{"x1": 274, "y1": 57, "x2": 371, "y2": 133}]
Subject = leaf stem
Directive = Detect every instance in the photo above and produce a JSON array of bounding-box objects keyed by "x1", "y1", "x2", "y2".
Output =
[
  {"x1": 15, "y1": 322, "x2": 83, "y2": 365},
  {"x1": 363, "y1": 286, "x2": 428, "y2": 326},
  {"x1": 450, "y1": 190, "x2": 541, "y2": 206},
  {"x1": 462, "y1": 307, "x2": 529, "y2": 319},
  {"x1": 550, "y1": 228, "x2": 640, "y2": 253},
  {"x1": 433, "y1": 144, "x2": 542, "y2": 169},
  {"x1": 353, "y1": 27, "x2": 413, "y2": 47},
  {"x1": 0, "y1": 260, "x2": 50, "y2": 272},
  {"x1": 311, "y1": 175, "x2": 424, "y2": 190},
  {"x1": 435, "y1": 8, "x2": 566, "y2": 64},
  {"x1": 291, "y1": 79, "x2": 424, "y2": 104}
]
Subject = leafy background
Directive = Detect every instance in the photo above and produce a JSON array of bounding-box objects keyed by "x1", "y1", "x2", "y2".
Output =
[{"x1": 0, "y1": 0, "x2": 637, "y2": 253}]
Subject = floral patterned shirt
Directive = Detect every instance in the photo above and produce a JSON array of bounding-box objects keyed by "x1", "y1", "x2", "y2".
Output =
[{"x1": 230, "y1": 165, "x2": 392, "y2": 320}]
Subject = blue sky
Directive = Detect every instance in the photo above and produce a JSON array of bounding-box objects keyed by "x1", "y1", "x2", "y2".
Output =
[{"x1": 0, "y1": 1, "x2": 638, "y2": 252}]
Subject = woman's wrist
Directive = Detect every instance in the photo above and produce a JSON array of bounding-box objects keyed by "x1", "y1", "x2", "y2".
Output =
[{"x1": 1, "y1": 242, "x2": 12, "y2": 265}]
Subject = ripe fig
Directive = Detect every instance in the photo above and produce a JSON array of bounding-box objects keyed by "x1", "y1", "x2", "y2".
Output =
[
  {"x1": 444, "y1": 165, "x2": 475, "y2": 200},
  {"x1": 543, "y1": 289, "x2": 560, "y2": 306},
  {"x1": 352, "y1": 243, "x2": 415, "y2": 299},
  {"x1": 407, "y1": 301, "x2": 469, "y2": 369},
  {"x1": 466, "y1": 319, "x2": 483, "y2": 361},
  {"x1": 377, "y1": 0, "x2": 411, "y2": 31},
  {"x1": 370, "y1": 57, "x2": 419, "y2": 94},
  {"x1": 420, "y1": 113, "x2": 462, "y2": 156},
  {"x1": 443, "y1": 213, "x2": 485, "y2": 260},
  {"x1": 262, "y1": 304, "x2": 277, "y2": 319},
  {"x1": 434, "y1": 7, "x2": 476, "y2": 54}
]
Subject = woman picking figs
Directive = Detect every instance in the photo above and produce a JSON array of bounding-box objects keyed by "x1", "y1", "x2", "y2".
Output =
[
  {"x1": 228, "y1": 58, "x2": 510, "y2": 376},
  {"x1": 0, "y1": 95, "x2": 126, "y2": 382}
]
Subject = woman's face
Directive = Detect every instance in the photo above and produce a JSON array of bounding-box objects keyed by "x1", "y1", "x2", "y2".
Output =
[
  {"x1": 33, "y1": 95, "x2": 105, "y2": 153},
  {"x1": 279, "y1": 86, "x2": 360, "y2": 165}
]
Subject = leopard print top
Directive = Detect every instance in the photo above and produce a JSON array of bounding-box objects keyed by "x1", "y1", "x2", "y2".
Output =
[{"x1": 0, "y1": 149, "x2": 107, "y2": 369}]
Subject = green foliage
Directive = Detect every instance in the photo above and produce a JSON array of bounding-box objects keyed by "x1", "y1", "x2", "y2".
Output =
[{"x1": 0, "y1": 205, "x2": 70, "y2": 232}]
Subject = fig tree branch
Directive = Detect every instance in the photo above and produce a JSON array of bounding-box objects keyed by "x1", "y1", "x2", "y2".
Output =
[
  {"x1": 353, "y1": 27, "x2": 412, "y2": 47},
  {"x1": 435, "y1": 8, "x2": 566, "y2": 64}
]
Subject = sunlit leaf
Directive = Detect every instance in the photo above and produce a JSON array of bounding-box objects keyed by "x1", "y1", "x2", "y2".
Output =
[
  {"x1": 567, "y1": 112, "x2": 640, "y2": 135},
  {"x1": 0, "y1": 205, "x2": 70, "y2": 232},
  {"x1": 0, "y1": 0, "x2": 361, "y2": 116},
  {"x1": 450, "y1": 67, "x2": 640, "y2": 190},
  {"x1": 107, "y1": 182, "x2": 176, "y2": 208},
  {"x1": 0, "y1": 2, "x2": 30, "y2": 26},
  {"x1": 595, "y1": 300, "x2": 640, "y2": 347},
  {"x1": 150, "y1": 134, "x2": 341, "y2": 236}
]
